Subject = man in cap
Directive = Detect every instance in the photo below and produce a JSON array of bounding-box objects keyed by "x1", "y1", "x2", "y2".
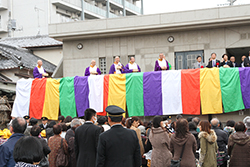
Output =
[
  {"x1": 39, "y1": 117, "x2": 48, "y2": 130},
  {"x1": 84, "y1": 60, "x2": 102, "y2": 76},
  {"x1": 33, "y1": 60, "x2": 49, "y2": 78},
  {"x1": 96, "y1": 105, "x2": 141, "y2": 167},
  {"x1": 23, "y1": 115, "x2": 30, "y2": 126},
  {"x1": 75, "y1": 108, "x2": 102, "y2": 167}
]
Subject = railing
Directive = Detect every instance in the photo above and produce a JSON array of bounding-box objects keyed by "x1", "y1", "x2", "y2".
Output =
[
  {"x1": 111, "y1": 0, "x2": 141, "y2": 14},
  {"x1": 83, "y1": 1, "x2": 107, "y2": 18}
]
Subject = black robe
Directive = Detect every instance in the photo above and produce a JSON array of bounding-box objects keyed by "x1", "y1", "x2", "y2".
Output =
[
  {"x1": 75, "y1": 122, "x2": 101, "y2": 167},
  {"x1": 96, "y1": 124, "x2": 141, "y2": 167}
]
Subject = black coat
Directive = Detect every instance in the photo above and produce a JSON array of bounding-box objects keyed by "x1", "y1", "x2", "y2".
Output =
[
  {"x1": 212, "y1": 127, "x2": 228, "y2": 152},
  {"x1": 244, "y1": 57, "x2": 250, "y2": 67},
  {"x1": 75, "y1": 122, "x2": 101, "y2": 167},
  {"x1": 231, "y1": 62, "x2": 240, "y2": 67},
  {"x1": 39, "y1": 123, "x2": 48, "y2": 131},
  {"x1": 206, "y1": 59, "x2": 221, "y2": 68},
  {"x1": 96, "y1": 124, "x2": 141, "y2": 167},
  {"x1": 36, "y1": 137, "x2": 51, "y2": 157},
  {"x1": 220, "y1": 61, "x2": 233, "y2": 67}
]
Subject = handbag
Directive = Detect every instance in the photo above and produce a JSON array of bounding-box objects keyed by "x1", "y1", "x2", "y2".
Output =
[
  {"x1": 56, "y1": 138, "x2": 69, "y2": 167},
  {"x1": 170, "y1": 142, "x2": 186, "y2": 167},
  {"x1": 216, "y1": 150, "x2": 225, "y2": 166}
]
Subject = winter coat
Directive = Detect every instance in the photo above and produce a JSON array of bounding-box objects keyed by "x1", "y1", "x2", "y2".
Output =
[
  {"x1": 149, "y1": 127, "x2": 172, "y2": 167},
  {"x1": 228, "y1": 132, "x2": 250, "y2": 167},
  {"x1": 130, "y1": 126, "x2": 145, "y2": 156},
  {"x1": 212, "y1": 127, "x2": 228, "y2": 152},
  {"x1": 170, "y1": 132, "x2": 197, "y2": 167},
  {"x1": 198, "y1": 130, "x2": 218, "y2": 167}
]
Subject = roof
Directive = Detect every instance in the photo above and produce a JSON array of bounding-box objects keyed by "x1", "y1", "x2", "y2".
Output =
[
  {"x1": 0, "y1": 43, "x2": 56, "y2": 73},
  {"x1": 48, "y1": 4, "x2": 250, "y2": 40},
  {"x1": 0, "y1": 35, "x2": 63, "y2": 48}
]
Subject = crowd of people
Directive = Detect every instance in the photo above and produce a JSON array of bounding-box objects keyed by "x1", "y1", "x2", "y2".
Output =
[
  {"x1": 0, "y1": 105, "x2": 250, "y2": 167},
  {"x1": 33, "y1": 51, "x2": 250, "y2": 79}
]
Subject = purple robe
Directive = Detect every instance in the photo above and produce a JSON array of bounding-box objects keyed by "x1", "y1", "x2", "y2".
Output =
[
  {"x1": 154, "y1": 60, "x2": 169, "y2": 71},
  {"x1": 109, "y1": 64, "x2": 125, "y2": 74},
  {"x1": 124, "y1": 63, "x2": 141, "y2": 73},
  {"x1": 33, "y1": 66, "x2": 46, "y2": 78},
  {"x1": 84, "y1": 66, "x2": 102, "y2": 76}
]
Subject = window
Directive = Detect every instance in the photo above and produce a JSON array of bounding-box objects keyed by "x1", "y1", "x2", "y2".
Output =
[
  {"x1": 128, "y1": 55, "x2": 135, "y2": 62},
  {"x1": 99, "y1": 57, "x2": 106, "y2": 74},
  {"x1": 175, "y1": 50, "x2": 204, "y2": 70}
]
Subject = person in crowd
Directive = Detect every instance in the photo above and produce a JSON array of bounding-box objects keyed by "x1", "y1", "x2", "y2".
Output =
[
  {"x1": 220, "y1": 54, "x2": 233, "y2": 67},
  {"x1": 109, "y1": 56, "x2": 125, "y2": 74},
  {"x1": 96, "y1": 105, "x2": 141, "y2": 167},
  {"x1": 126, "y1": 117, "x2": 145, "y2": 156},
  {"x1": 170, "y1": 119, "x2": 197, "y2": 167},
  {"x1": 243, "y1": 51, "x2": 250, "y2": 67},
  {"x1": 176, "y1": 114, "x2": 183, "y2": 120},
  {"x1": 0, "y1": 117, "x2": 27, "y2": 167},
  {"x1": 30, "y1": 125, "x2": 51, "y2": 167},
  {"x1": 64, "y1": 116, "x2": 73, "y2": 129},
  {"x1": 211, "y1": 118, "x2": 228, "y2": 167},
  {"x1": 243, "y1": 116, "x2": 250, "y2": 136},
  {"x1": 228, "y1": 122, "x2": 250, "y2": 167},
  {"x1": 85, "y1": 59, "x2": 102, "y2": 76},
  {"x1": 230, "y1": 56, "x2": 239, "y2": 67},
  {"x1": 23, "y1": 115, "x2": 30, "y2": 126},
  {"x1": 162, "y1": 116, "x2": 173, "y2": 134},
  {"x1": 206, "y1": 52, "x2": 221, "y2": 68},
  {"x1": 198, "y1": 120, "x2": 218, "y2": 167},
  {"x1": 75, "y1": 108, "x2": 102, "y2": 167},
  {"x1": 24, "y1": 117, "x2": 38, "y2": 136},
  {"x1": 48, "y1": 124, "x2": 68, "y2": 167},
  {"x1": 192, "y1": 117, "x2": 201, "y2": 133},
  {"x1": 33, "y1": 60, "x2": 49, "y2": 78},
  {"x1": 223, "y1": 120, "x2": 235, "y2": 136},
  {"x1": 189, "y1": 121, "x2": 200, "y2": 158},
  {"x1": 121, "y1": 118, "x2": 127, "y2": 127},
  {"x1": 58, "y1": 116, "x2": 65, "y2": 123},
  {"x1": 124, "y1": 57, "x2": 141, "y2": 73},
  {"x1": 13, "y1": 136, "x2": 44, "y2": 167},
  {"x1": 241, "y1": 55, "x2": 246, "y2": 67},
  {"x1": 192, "y1": 56, "x2": 205, "y2": 69},
  {"x1": 149, "y1": 116, "x2": 172, "y2": 167},
  {"x1": 97, "y1": 116, "x2": 111, "y2": 132},
  {"x1": 60, "y1": 123, "x2": 67, "y2": 138},
  {"x1": 46, "y1": 121, "x2": 57, "y2": 140},
  {"x1": 65, "y1": 118, "x2": 82, "y2": 143},
  {"x1": 39, "y1": 117, "x2": 49, "y2": 130},
  {"x1": 187, "y1": 116, "x2": 193, "y2": 122},
  {"x1": 0, "y1": 130, "x2": 7, "y2": 145},
  {"x1": 154, "y1": 53, "x2": 170, "y2": 71}
]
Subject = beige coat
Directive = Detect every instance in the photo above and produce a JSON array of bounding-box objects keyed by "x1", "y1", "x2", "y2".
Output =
[
  {"x1": 198, "y1": 130, "x2": 218, "y2": 167},
  {"x1": 149, "y1": 127, "x2": 172, "y2": 167},
  {"x1": 130, "y1": 126, "x2": 145, "y2": 156}
]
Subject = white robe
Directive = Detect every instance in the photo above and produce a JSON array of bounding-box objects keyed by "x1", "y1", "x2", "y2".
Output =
[
  {"x1": 114, "y1": 62, "x2": 122, "y2": 74},
  {"x1": 37, "y1": 66, "x2": 45, "y2": 74},
  {"x1": 128, "y1": 62, "x2": 138, "y2": 70},
  {"x1": 158, "y1": 59, "x2": 167, "y2": 68},
  {"x1": 89, "y1": 66, "x2": 97, "y2": 75}
]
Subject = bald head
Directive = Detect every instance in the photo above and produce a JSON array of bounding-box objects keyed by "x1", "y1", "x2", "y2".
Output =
[
  {"x1": 211, "y1": 118, "x2": 219, "y2": 127},
  {"x1": 91, "y1": 60, "x2": 96, "y2": 66},
  {"x1": 159, "y1": 53, "x2": 164, "y2": 60},
  {"x1": 130, "y1": 57, "x2": 135, "y2": 63},
  {"x1": 37, "y1": 60, "x2": 43, "y2": 67},
  {"x1": 115, "y1": 56, "x2": 120, "y2": 63},
  {"x1": 11, "y1": 117, "x2": 27, "y2": 134}
]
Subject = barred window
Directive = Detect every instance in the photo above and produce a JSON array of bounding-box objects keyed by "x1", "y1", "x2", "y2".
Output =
[{"x1": 99, "y1": 57, "x2": 106, "y2": 74}]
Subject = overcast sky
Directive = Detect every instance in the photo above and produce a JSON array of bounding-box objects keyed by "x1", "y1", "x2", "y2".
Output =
[{"x1": 142, "y1": 0, "x2": 250, "y2": 14}]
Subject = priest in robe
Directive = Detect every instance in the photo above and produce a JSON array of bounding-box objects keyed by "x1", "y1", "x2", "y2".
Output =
[
  {"x1": 124, "y1": 57, "x2": 141, "y2": 73},
  {"x1": 85, "y1": 60, "x2": 102, "y2": 76},
  {"x1": 109, "y1": 56, "x2": 125, "y2": 74},
  {"x1": 154, "y1": 53, "x2": 170, "y2": 71},
  {"x1": 33, "y1": 60, "x2": 49, "y2": 78}
]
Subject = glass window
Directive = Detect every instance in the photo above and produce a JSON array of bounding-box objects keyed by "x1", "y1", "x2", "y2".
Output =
[{"x1": 99, "y1": 57, "x2": 106, "y2": 74}]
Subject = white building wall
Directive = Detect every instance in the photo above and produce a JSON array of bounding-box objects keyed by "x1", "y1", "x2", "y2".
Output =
[{"x1": 33, "y1": 48, "x2": 63, "y2": 66}]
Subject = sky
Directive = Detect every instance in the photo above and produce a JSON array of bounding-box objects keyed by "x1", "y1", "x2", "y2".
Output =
[{"x1": 142, "y1": 0, "x2": 250, "y2": 14}]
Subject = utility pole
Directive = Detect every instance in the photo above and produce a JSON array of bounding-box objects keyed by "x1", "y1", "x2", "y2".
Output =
[{"x1": 81, "y1": 0, "x2": 85, "y2": 20}]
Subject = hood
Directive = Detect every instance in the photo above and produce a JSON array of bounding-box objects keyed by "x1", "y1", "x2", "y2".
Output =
[
  {"x1": 171, "y1": 133, "x2": 192, "y2": 146},
  {"x1": 198, "y1": 130, "x2": 217, "y2": 143},
  {"x1": 230, "y1": 132, "x2": 250, "y2": 145},
  {"x1": 151, "y1": 127, "x2": 166, "y2": 135}
]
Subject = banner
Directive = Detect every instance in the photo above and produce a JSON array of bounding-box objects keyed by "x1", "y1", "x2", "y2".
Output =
[{"x1": 239, "y1": 68, "x2": 250, "y2": 109}]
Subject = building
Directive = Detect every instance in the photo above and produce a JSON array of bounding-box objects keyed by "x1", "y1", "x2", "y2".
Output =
[
  {"x1": 0, "y1": 0, "x2": 143, "y2": 38},
  {"x1": 49, "y1": 4, "x2": 250, "y2": 122}
]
